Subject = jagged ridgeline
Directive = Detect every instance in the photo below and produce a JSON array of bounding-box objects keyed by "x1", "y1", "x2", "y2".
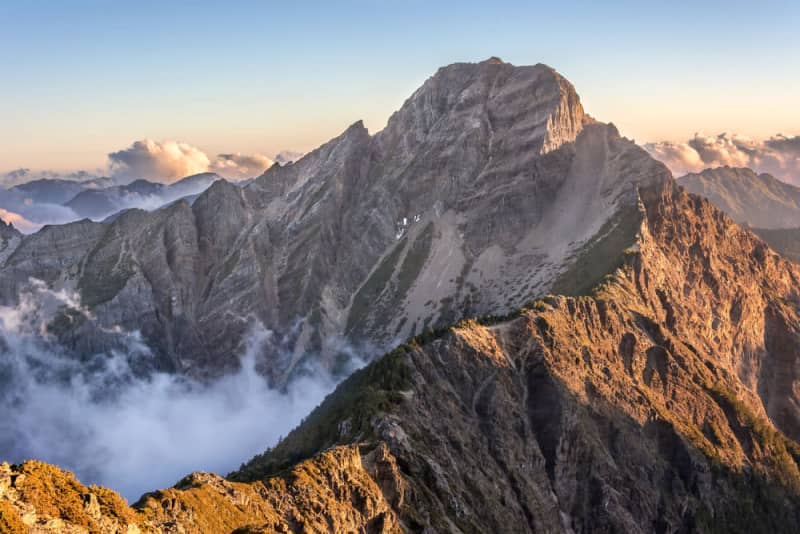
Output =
[{"x1": 3, "y1": 58, "x2": 800, "y2": 532}]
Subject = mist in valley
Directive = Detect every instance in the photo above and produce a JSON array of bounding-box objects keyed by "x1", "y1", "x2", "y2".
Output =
[{"x1": 0, "y1": 280, "x2": 354, "y2": 501}]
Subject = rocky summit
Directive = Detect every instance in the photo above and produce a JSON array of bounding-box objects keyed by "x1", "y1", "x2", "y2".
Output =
[{"x1": 3, "y1": 59, "x2": 800, "y2": 533}]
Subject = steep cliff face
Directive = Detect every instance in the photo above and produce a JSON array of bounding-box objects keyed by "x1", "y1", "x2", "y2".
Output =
[
  {"x1": 6, "y1": 179, "x2": 800, "y2": 532},
  {"x1": 0, "y1": 59, "x2": 663, "y2": 381}
]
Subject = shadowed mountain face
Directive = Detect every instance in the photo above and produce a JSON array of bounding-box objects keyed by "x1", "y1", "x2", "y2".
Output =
[
  {"x1": 678, "y1": 166, "x2": 800, "y2": 229},
  {"x1": 5, "y1": 179, "x2": 800, "y2": 533},
  {"x1": 0, "y1": 59, "x2": 667, "y2": 382}
]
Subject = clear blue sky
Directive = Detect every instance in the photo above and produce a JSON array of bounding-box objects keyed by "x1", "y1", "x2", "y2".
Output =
[{"x1": 1, "y1": 0, "x2": 798, "y2": 171}]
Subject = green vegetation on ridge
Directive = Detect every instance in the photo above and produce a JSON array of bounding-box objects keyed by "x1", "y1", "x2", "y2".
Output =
[{"x1": 552, "y1": 205, "x2": 641, "y2": 296}]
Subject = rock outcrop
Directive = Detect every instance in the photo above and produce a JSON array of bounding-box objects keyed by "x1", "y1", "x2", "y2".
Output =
[
  {"x1": 0, "y1": 461, "x2": 145, "y2": 533},
  {"x1": 0, "y1": 219, "x2": 21, "y2": 265},
  {"x1": 0, "y1": 449, "x2": 403, "y2": 533}
]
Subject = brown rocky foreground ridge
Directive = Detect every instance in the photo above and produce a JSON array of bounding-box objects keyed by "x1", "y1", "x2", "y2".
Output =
[{"x1": 3, "y1": 59, "x2": 800, "y2": 533}]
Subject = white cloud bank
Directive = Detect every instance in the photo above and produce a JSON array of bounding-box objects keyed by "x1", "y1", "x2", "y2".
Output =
[
  {"x1": 0, "y1": 141, "x2": 303, "y2": 232},
  {"x1": 643, "y1": 133, "x2": 800, "y2": 184},
  {"x1": 109, "y1": 140, "x2": 289, "y2": 183},
  {"x1": 3, "y1": 141, "x2": 302, "y2": 188},
  {"x1": 210, "y1": 152, "x2": 275, "y2": 180},
  {"x1": 109, "y1": 140, "x2": 211, "y2": 183},
  {"x1": 0, "y1": 280, "x2": 357, "y2": 501}
]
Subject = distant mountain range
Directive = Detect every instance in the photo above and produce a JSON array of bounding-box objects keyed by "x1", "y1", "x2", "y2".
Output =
[
  {"x1": 678, "y1": 166, "x2": 800, "y2": 229},
  {"x1": 11, "y1": 176, "x2": 114, "y2": 204},
  {"x1": 677, "y1": 166, "x2": 800, "y2": 263},
  {"x1": 64, "y1": 172, "x2": 222, "y2": 220},
  {"x1": 0, "y1": 172, "x2": 228, "y2": 231}
]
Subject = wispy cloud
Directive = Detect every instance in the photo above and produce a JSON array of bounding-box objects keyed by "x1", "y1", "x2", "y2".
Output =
[
  {"x1": 643, "y1": 133, "x2": 800, "y2": 184},
  {"x1": 108, "y1": 139, "x2": 287, "y2": 183},
  {"x1": 0, "y1": 140, "x2": 302, "y2": 232},
  {"x1": 0, "y1": 208, "x2": 40, "y2": 233},
  {"x1": 210, "y1": 152, "x2": 274, "y2": 180},
  {"x1": 108, "y1": 139, "x2": 211, "y2": 184}
]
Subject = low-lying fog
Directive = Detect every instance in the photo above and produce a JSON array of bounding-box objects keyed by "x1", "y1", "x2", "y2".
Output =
[{"x1": 0, "y1": 280, "x2": 354, "y2": 501}]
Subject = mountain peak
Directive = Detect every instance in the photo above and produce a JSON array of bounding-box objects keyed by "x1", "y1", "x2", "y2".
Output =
[
  {"x1": 377, "y1": 59, "x2": 586, "y2": 161},
  {"x1": 344, "y1": 119, "x2": 368, "y2": 136},
  {"x1": 0, "y1": 216, "x2": 21, "y2": 255}
]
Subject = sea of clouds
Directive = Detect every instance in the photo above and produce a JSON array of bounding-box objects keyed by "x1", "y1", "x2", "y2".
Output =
[
  {"x1": 0, "y1": 280, "x2": 349, "y2": 501},
  {"x1": 644, "y1": 133, "x2": 800, "y2": 184}
]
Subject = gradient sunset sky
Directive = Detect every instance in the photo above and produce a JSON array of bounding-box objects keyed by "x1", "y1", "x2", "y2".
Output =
[{"x1": 1, "y1": 0, "x2": 798, "y2": 173}]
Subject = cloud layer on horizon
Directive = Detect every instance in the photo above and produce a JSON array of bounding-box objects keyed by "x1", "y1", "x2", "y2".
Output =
[
  {"x1": 210, "y1": 152, "x2": 275, "y2": 180},
  {"x1": 109, "y1": 139, "x2": 280, "y2": 183},
  {"x1": 644, "y1": 133, "x2": 800, "y2": 184},
  {"x1": 3, "y1": 138, "x2": 302, "y2": 188},
  {"x1": 0, "y1": 190, "x2": 83, "y2": 233},
  {"x1": 0, "y1": 140, "x2": 302, "y2": 232},
  {"x1": 109, "y1": 140, "x2": 210, "y2": 183},
  {"x1": 0, "y1": 168, "x2": 105, "y2": 188}
]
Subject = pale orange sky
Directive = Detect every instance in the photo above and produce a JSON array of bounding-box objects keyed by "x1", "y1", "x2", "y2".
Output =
[{"x1": 2, "y1": 1, "x2": 798, "y2": 174}]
